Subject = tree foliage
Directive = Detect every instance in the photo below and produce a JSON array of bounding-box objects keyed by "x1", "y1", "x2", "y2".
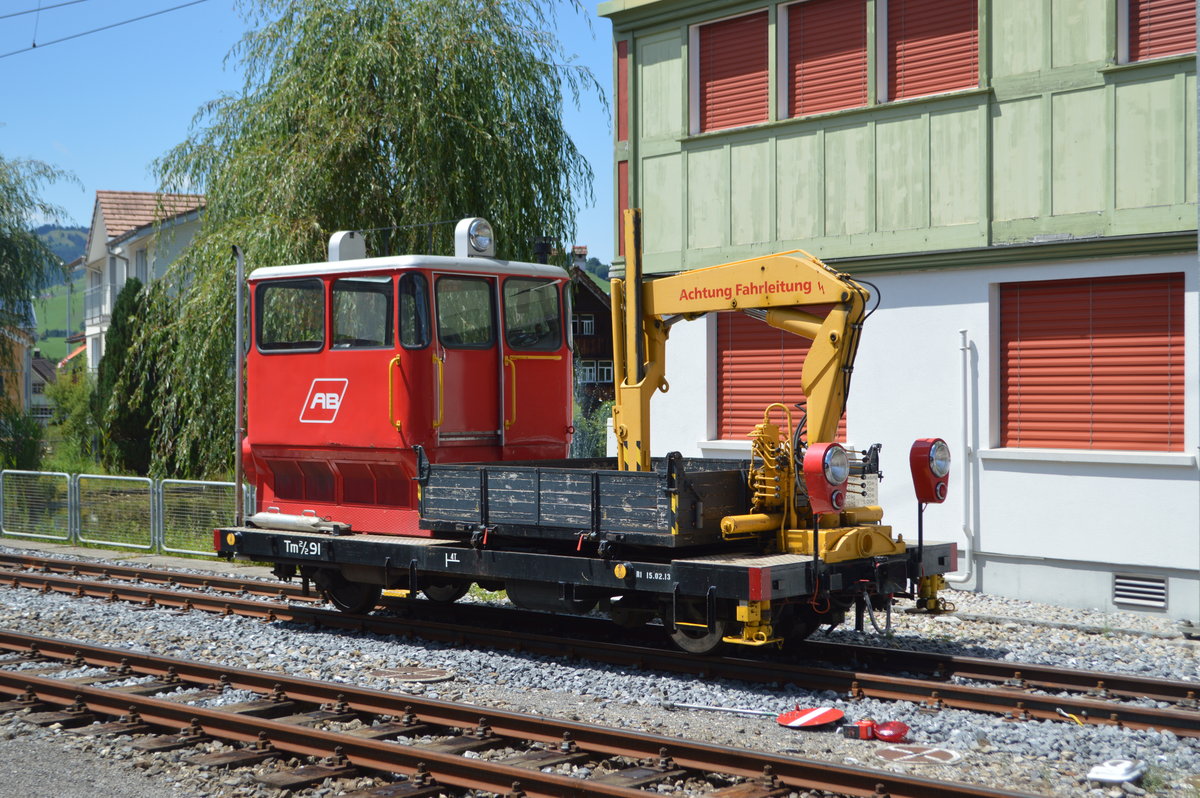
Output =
[
  {"x1": 137, "y1": 0, "x2": 600, "y2": 478},
  {"x1": 96, "y1": 278, "x2": 155, "y2": 474},
  {"x1": 44, "y1": 366, "x2": 97, "y2": 472},
  {"x1": 0, "y1": 154, "x2": 70, "y2": 364}
]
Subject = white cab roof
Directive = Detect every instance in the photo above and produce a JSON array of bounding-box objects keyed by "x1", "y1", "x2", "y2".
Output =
[{"x1": 248, "y1": 253, "x2": 566, "y2": 283}]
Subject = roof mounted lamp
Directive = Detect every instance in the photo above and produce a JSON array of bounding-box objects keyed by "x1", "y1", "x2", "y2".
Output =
[{"x1": 455, "y1": 217, "x2": 495, "y2": 258}]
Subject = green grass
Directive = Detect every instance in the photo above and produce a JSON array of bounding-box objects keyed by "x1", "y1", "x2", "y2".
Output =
[{"x1": 33, "y1": 274, "x2": 86, "y2": 361}]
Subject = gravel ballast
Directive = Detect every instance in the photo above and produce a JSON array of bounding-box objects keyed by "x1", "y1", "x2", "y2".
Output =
[{"x1": 0, "y1": 543, "x2": 1196, "y2": 797}]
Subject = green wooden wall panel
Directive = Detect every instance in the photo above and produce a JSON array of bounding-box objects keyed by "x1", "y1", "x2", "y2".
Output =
[
  {"x1": 776, "y1": 132, "x2": 823, "y2": 241},
  {"x1": 930, "y1": 109, "x2": 982, "y2": 226},
  {"x1": 612, "y1": 2, "x2": 1195, "y2": 268},
  {"x1": 992, "y1": 98, "x2": 1044, "y2": 221},
  {"x1": 638, "y1": 33, "x2": 684, "y2": 141},
  {"x1": 730, "y1": 141, "x2": 772, "y2": 245},
  {"x1": 642, "y1": 153, "x2": 683, "y2": 254},
  {"x1": 824, "y1": 125, "x2": 872, "y2": 236},
  {"x1": 876, "y1": 116, "x2": 928, "y2": 231},
  {"x1": 1115, "y1": 77, "x2": 1179, "y2": 209},
  {"x1": 1051, "y1": 88, "x2": 1106, "y2": 215},
  {"x1": 1050, "y1": 0, "x2": 1106, "y2": 69},
  {"x1": 1187, "y1": 74, "x2": 1197, "y2": 204},
  {"x1": 992, "y1": 0, "x2": 1043, "y2": 77},
  {"x1": 687, "y1": 145, "x2": 728, "y2": 249}
]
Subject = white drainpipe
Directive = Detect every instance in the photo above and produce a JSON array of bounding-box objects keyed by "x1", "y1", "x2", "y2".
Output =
[{"x1": 945, "y1": 329, "x2": 975, "y2": 584}]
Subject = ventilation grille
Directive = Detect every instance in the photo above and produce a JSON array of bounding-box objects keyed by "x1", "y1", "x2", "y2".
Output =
[{"x1": 1112, "y1": 575, "x2": 1167, "y2": 609}]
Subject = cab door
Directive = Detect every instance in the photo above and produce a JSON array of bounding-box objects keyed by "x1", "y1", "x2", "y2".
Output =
[
  {"x1": 433, "y1": 273, "x2": 501, "y2": 444},
  {"x1": 500, "y1": 276, "x2": 571, "y2": 453}
]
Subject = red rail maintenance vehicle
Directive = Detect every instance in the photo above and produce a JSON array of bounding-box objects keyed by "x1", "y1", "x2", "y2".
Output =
[{"x1": 218, "y1": 214, "x2": 955, "y2": 652}]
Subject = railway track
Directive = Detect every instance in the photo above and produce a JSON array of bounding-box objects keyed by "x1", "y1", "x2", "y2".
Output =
[
  {"x1": 0, "y1": 629, "x2": 1032, "y2": 798},
  {"x1": 1, "y1": 553, "x2": 1197, "y2": 739}
]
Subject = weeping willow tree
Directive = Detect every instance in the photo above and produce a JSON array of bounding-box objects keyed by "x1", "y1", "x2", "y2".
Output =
[
  {"x1": 131, "y1": 0, "x2": 601, "y2": 478},
  {"x1": 0, "y1": 155, "x2": 68, "y2": 342}
]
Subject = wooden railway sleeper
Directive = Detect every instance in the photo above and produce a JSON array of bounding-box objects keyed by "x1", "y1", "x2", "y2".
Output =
[{"x1": 257, "y1": 746, "x2": 358, "y2": 790}]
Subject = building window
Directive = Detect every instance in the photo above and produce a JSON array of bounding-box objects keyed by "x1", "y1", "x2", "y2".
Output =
[
  {"x1": 885, "y1": 0, "x2": 978, "y2": 101},
  {"x1": 32, "y1": 382, "x2": 44, "y2": 395},
  {"x1": 716, "y1": 313, "x2": 846, "y2": 441},
  {"x1": 579, "y1": 360, "x2": 598, "y2": 383},
  {"x1": 1126, "y1": 0, "x2": 1196, "y2": 62},
  {"x1": 573, "y1": 314, "x2": 595, "y2": 337},
  {"x1": 597, "y1": 360, "x2": 614, "y2": 384},
  {"x1": 999, "y1": 273, "x2": 1184, "y2": 452},
  {"x1": 135, "y1": 249, "x2": 148, "y2": 283},
  {"x1": 691, "y1": 10, "x2": 769, "y2": 134},
  {"x1": 783, "y1": 0, "x2": 868, "y2": 117}
]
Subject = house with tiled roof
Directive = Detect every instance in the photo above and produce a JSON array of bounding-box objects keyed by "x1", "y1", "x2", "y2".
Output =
[
  {"x1": 82, "y1": 191, "x2": 204, "y2": 369},
  {"x1": 0, "y1": 301, "x2": 36, "y2": 412}
]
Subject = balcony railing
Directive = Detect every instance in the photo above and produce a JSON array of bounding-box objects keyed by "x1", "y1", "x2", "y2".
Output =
[{"x1": 84, "y1": 284, "x2": 114, "y2": 325}]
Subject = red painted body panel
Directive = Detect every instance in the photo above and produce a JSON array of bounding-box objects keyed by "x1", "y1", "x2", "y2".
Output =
[{"x1": 245, "y1": 260, "x2": 572, "y2": 536}]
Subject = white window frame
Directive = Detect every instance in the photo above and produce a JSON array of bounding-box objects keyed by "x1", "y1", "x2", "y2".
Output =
[
  {"x1": 597, "y1": 360, "x2": 614, "y2": 384},
  {"x1": 1117, "y1": 0, "x2": 1132, "y2": 63},
  {"x1": 875, "y1": 0, "x2": 890, "y2": 102},
  {"x1": 688, "y1": 8, "x2": 771, "y2": 135},
  {"x1": 579, "y1": 360, "x2": 597, "y2": 383}
]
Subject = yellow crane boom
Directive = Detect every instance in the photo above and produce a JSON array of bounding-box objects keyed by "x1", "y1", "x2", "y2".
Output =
[{"x1": 610, "y1": 209, "x2": 869, "y2": 471}]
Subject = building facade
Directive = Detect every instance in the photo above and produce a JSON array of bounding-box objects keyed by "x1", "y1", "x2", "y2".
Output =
[
  {"x1": 599, "y1": 0, "x2": 1199, "y2": 620},
  {"x1": 82, "y1": 191, "x2": 204, "y2": 370}
]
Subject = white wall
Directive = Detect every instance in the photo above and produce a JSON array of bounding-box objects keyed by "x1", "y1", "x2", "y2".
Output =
[{"x1": 643, "y1": 251, "x2": 1200, "y2": 620}]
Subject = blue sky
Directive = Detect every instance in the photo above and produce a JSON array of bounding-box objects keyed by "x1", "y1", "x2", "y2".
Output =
[{"x1": 0, "y1": 0, "x2": 616, "y2": 263}]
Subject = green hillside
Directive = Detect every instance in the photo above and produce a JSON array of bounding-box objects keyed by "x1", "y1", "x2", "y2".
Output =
[
  {"x1": 34, "y1": 272, "x2": 86, "y2": 361},
  {"x1": 35, "y1": 224, "x2": 88, "y2": 270}
]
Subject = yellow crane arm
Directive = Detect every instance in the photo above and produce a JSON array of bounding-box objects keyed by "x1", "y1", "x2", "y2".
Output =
[{"x1": 610, "y1": 209, "x2": 869, "y2": 471}]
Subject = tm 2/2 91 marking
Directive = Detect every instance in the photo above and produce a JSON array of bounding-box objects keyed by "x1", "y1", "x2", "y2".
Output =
[{"x1": 282, "y1": 538, "x2": 324, "y2": 558}]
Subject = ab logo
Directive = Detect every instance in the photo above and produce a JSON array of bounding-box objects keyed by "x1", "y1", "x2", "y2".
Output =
[{"x1": 300, "y1": 378, "x2": 348, "y2": 423}]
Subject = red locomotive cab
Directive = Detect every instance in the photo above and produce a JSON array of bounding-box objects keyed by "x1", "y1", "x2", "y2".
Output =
[{"x1": 244, "y1": 218, "x2": 573, "y2": 535}]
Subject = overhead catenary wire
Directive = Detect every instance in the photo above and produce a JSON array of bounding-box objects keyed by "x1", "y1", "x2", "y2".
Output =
[
  {"x1": 0, "y1": 0, "x2": 209, "y2": 60},
  {"x1": 0, "y1": 0, "x2": 92, "y2": 22}
]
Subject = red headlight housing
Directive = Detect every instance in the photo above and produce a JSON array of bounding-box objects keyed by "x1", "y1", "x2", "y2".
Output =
[
  {"x1": 803, "y1": 442, "x2": 850, "y2": 514},
  {"x1": 910, "y1": 438, "x2": 951, "y2": 504}
]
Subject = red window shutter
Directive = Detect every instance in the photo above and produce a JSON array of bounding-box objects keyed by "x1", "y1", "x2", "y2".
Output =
[
  {"x1": 788, "y1": 0, "x2": 868, "y2": 116},
  {"x1": 717, "y1": 312, "x2": 848, "y2": 441},
  {"x1": 616, "y1": 40, "x2": 629, "y2": 142},
  {"x1": 1000, "y1": 273, "x2": 1185, "y2": 452},
  {"x1": 617, "y1": 160, "x2": 629, "y2": 257},
  {"x1": 1130, "y1": 0, "x2": 1196, "y2": 61},
  {"x1": 888, "y1": 0, "x2": 978, "y2": 101},
  {"x1": 698, "y1": 12, "x2": 769, "y2": 132}
]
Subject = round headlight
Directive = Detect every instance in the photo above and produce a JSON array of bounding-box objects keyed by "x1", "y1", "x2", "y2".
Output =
[
  {"x1": 468, "y1": 219, "x2": 493, "y2": 253},
  {"x1": 929, "y1": 439, "x2": 951, "y2": 478},
  {"x1": 822, "y1": 444, "x2": 850, "y2": 485}
]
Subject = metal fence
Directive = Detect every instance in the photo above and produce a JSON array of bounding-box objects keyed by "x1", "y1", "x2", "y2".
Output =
[
  {"x1": 77, "y1": 474, "x2": 155, "y2": 550},
  {"x1": 0, "y1": 471, "x2": 71, "y2": 541},
  {"x1": 0, "y1": 470, "x2": 254, "y2": 557}
]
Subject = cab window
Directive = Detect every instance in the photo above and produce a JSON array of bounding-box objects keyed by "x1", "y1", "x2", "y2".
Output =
[
  {"x1": 503, "y1": 278, "x2": 560, "y2": 351},
  {"x1": 332, "y1": 276, "x2": 392, "y2": 348},
  {"x1": 398, "y1": 272, "x2": 430, "y2": 349},
  {"x1": 436, "y1": 276, "x2": 494, "y2": 348},
  {"x1": 256, "y1": 279, "x2": 324, "y2": 351}
]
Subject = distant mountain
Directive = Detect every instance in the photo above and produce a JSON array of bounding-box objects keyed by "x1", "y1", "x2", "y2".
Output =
[{"x1": 35, "y1": 224, "x2": 88, "y2": 267}]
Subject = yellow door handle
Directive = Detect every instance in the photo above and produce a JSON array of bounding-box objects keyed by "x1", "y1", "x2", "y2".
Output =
[
  {"x1": 432, "y1": 351, "x2": 444, "y2": 429},
  {"x1": 387, "y1": 355, "x2": 403, "y2": 432}
]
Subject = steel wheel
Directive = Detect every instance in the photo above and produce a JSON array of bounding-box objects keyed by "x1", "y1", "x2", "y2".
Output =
[
  {"x1": 663, "y1": 600, "x2": 728, "y2": 655},
  {"x1": 318, "y1": 571, "x2": 382, "y2": 614},
  {"x1": 422, "y1": 578, "x2": 471, "y2": 603}
]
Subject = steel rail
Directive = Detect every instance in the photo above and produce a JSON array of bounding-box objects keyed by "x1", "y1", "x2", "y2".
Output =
[
  {"x1": 0, "y1": 630, "x2": 1037, "y2": 798},
  {"x1": 799, "y1": 641, "x2": 1200, "y2": 706},
  {"x1": 0, "y1": 552, "x2": 317, "y2": 602},
  {"x1": 7, "y1": 554, "x2": 1196, "y2": 704},
  {"x1": 2, "y1": 567, "x2": 1198, "y2": 739},
  {"x1": 6, "y1": 554, "x2": 1196, "y2": 708}
]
